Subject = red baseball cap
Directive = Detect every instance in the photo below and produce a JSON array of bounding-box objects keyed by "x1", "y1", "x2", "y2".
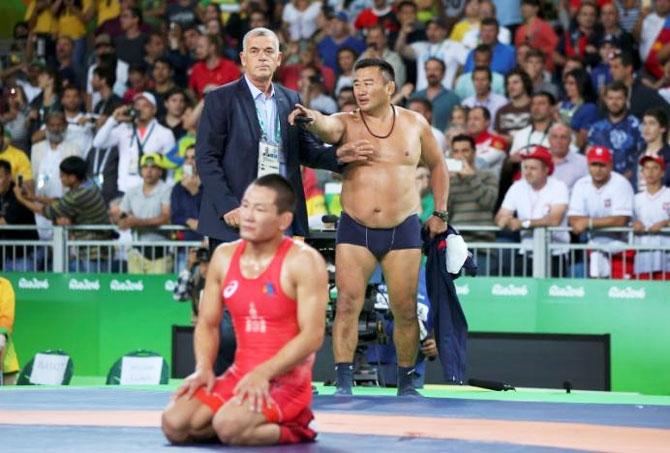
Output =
[
  {"x1": 639, "y1": 154, "x2": 667, "y2": 169},
  {"x1": 586, "y1": 145, "x2": 613, "y2": 165},
  {"x1": 521, "y1": 145, "x2": 554, "y2": 175}
]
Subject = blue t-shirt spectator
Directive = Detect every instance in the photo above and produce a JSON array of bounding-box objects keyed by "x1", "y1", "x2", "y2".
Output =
[
  {"x1": 170, "y1": 182, "x2": 203, "y2": 241},
  {"x1": 317, "y1": 36, "x2": 366, "y2": 74},
  {"x1": 560, "y1": 101, "x2": 600, "y2": 132},
  {"x1": 463, "y1": 42, "x2": 516, "y2": 75},
  {"x1": 588, "y1": 115, "x2": 643, "y2": 188}
]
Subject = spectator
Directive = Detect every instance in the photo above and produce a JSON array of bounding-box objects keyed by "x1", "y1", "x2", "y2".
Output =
[
  {"x1": 170, "y1": 144, "x2": 202, "y2": 240},
  {"x1": 114, "y1": 7, "x2": 148, "y2": 67},
  {"x1": 466, "y1": 106, "x2": 508, "y2": 177},
  {"x1": 94, "y1": 0, "x2": 120, "y2": 32},
  {"x1": 549, "y1": 122, "x2": 588, "y2": 191},
  {"x1": 0, "y1": 159, "x2": 39, "y2": 272},
  {"x1": 515, "y1": 0, "x2": 559, "y2": 72},
  {"x1": 86, "y1": 35, "x2": 129, "y2": 112},
  {"x1": 122, "y1": 64, "x2": 150, "y2": 104},
  {"x1": 116, "y1": 152, "x2": 172, "y2": 274},
  {"x1": 151, "y1": 58, "x2": 177, "y2": 119},
  {"x1": 354, "y1": 0, "x2": 398, "y2": 34},
  {"x1": 31, "y1": 110, "x2": 82, "y2": 240},
  {"x1": 495, "y1": 145, "x2": 570, "y2": 276},
  {"x1": 447, "y1": 134, "x2": 498, "y2": 270},
  {"x1": 90, "y1": 65, "x2": 123, "y2": 129},
  {"x1": 53, "y1": 36, "x2": 80, "y2": 89},
  {"x1": 638, "y1": 0, "x2": 670, "y2": 79},
  {"x1": 298, "y1": 67, "x2": 338, "y2": 115},
  {"x1": 334, "y1": 47, "x2": 357, "y2": 96},
  {"x1": 395, "y1": 17, "x2": 468, "y2": 90},
  {"x1": 461, "y1": 66, "x2": 508, "y2": 124},
  {"x1": 410, "y1": 58, "x2": 460, "y2": 132},
  {"x1": 0, "y1": 277, "x2": 19, "y2": 385},
  {"x1": 609, "y1": 51, "x2": 670, "y2": 120},
  {"x1": 282, "y1": 0, "x2": 322, "y2": 41},
  {"x1": 568, "y1": 145, "x2": 635, "y2": 279},
  {"x1": 277, "y1": 41, "x2": 336, "y2": 93},
  {"x1": 450, "y1": 0, "x2": 482, "y2": 45},
  {"x1": 166, "y1": 0, "x2": 199, "y2": 29},
  {"x1": 408, "y1": 98, "x2": 447, "y2": 153},
  {"x1": 463, "y1": 17, "x2": 516, "y2": 75},
  {"x1": 510, "y1": 91, "x2": 557, "y2": 157},
  {"x1": 85, "y1": 144, "x2": 120, "y2": 205},
  {"x1": 559, "y1": 69, "x2": 600, "y2": 149},
  {"x1": 0, "y1": 124, "x2": 32, "y2": 185},
  {"x1": 494, "y1": 68, "x2": 532, "y2": 142},
  {"x1": 463, "y1": 0, "x2": 512, "y2": 48},
  {"x1": 28, "y1": 66, "x2": 61, "y2": 140},
  {"x1": 93, "y1": 91, "x2": 175, "y2": 194},
  {"x1": 591, "y1": 37, "x2": 617, "y2": 95},
  {"x1": 13, "y1": 156, "x2": 112, "y2": 272},
  {"x1": 60, "y1": 85, "x2": 94, "y2": 156},
  {"x1": 555, "y1": 1, "x2": 602, "y2": 69},
  {"x1": 523, "y1": 49, "x2": 560, "y2": 98},
  {"x1": 51, "y1": 0, "x2": 94, "y2": 67},
  {"x1": 587, "y1": 81, "x2": 643, "y2": 187},
  {"x1": 1, "y1": 86, "x2": 30, "y2": 153},
  {"x1": 454, "y1": 44, "x2": 506, "y2": 100},
  {"x1": 639, "y1": 108, "x2": 670, "y2": 189},
  {"x1": 317, "y1": 12, "x2": 366, "y2": 74},
  {"x1": 492, "y1": 0, "x2": 522, "y2": 30},
  {"x1": 143, "y1": 32, "x2": 167, "y2": 69},
  {"x1": 633, "y1": 155, "x2": 670, "y2": 279},
  {"x1": 160, "y1": 88, "x2": 189, "y2": 141},
  {"x1": 24, "y1": 0, "x2": 57, "y2": 60},
  {"x1": 599, "y1": 3, "x2": 637, "y2": 60},
  {"x1": 336, "y1": 86, "x2": 355, "y2": 110},
  {"x1": 188, "y1": 34, "x2": 241, "y2": 100},
  {"x1": 618, "y1": 0, "x2": 642, "y2": 33},
  {"x1": 362, "y1": 24, "x2": 407, "y2": 88}
]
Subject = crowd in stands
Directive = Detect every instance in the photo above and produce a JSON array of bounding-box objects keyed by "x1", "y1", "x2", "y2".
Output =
[{"x1": 1, "y1": 0, "x2": 669, "y2": 278}]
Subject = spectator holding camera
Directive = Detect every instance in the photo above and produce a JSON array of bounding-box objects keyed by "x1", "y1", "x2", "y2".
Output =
[
  {"x1": 115, "y1": 152, "x2": 172, "y2": 274},
  {"x1": 92, "y1": 91, "x2": 175, "y2": 195}
]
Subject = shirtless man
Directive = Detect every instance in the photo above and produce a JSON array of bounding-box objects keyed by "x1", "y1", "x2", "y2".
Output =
[
  {"x1": 161, "y1": 174, "x2": 329, "y2": 446},
  {"x1": 289, "y1": 58, "x2": 449, "y2": 396}
]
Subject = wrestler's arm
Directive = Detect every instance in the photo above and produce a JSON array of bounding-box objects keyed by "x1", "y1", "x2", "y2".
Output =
[
  {"x1": 418, "y1": 115, "x2": 449, "y2": 212},
  {"x1": 254, "y1": 246, "x2": 328, "y2": 378},
  {"x1": 288, "y1": 104, "x2": 347, "y2": 145}
]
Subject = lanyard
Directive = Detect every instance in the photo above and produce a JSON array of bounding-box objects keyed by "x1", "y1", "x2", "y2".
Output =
[
  {"x1": 527, "y1": 122, "x2": 552, "y2": 148},
  {"x1": 131, "y1": 121, "x2": 157, "y2": 156},
  {"x1": 92, "y1": 147, "x2": 111, "y2": 175},
  {"x1": 255, "y1": 95, "x2": 281, "y2": 145}
]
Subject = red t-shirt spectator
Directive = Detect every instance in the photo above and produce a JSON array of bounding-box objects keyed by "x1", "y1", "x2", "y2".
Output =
[
  {"x1": 277, "y1": 64, "x2": 335, "y2": 93},
  {"x1": 514, "y1": 18, "x2": 559, "y2": 71},
  {"x1": 188, "y1": 57, "x2": 241, "y2": 99}
]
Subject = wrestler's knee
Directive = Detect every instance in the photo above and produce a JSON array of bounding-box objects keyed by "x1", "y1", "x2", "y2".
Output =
[
  {"x1": 335, "y1": 291, "x2": 363, "y2": 318},
  {"x1": 212, "y1": 408, "x2": 244, "y2": 444},
  {"x1": 161, "y1": 407, "x2": 190, "y2": 444},
  {"x1": 392, "y1": 300, "x2": 418, "y2": 325}
]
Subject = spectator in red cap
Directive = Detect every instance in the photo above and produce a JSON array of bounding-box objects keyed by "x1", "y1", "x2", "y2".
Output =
[
  {"x1": 633, "y1": 154, "x2": 670, "y2": 280},
  {"x1": 568, "y1": 145, "x2": 635, "y2": 278},
  {"x1": 495, "y1": 145, "x2": 570, "y2": 276}
]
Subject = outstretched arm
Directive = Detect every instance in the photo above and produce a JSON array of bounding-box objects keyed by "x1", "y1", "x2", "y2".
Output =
[{"x1": 288, "y1": 104, "x2": 347, "y2": 145}]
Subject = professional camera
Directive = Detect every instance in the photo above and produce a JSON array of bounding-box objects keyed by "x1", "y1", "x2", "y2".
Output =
[{"x1": 127, "y1": 107, "x2": 138, "y2": 122}]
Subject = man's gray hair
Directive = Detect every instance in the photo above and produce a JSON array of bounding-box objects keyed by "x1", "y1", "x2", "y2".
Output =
[{"x1": 242, "y1": 27, "x2": 280, "y2": 52}]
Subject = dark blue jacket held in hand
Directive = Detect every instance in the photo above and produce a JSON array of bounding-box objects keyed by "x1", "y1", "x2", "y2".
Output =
[
  {"x1": 195, "y1": 77, "x2": 341, "y2": 241},
  {"x1": 422, "y1": 226, "x2": 475, "y2": 383}
]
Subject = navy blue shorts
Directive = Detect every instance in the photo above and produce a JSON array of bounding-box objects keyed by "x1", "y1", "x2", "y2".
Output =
[{"x1": 336, "y1": 212, "x2": 422, "y2": 259}]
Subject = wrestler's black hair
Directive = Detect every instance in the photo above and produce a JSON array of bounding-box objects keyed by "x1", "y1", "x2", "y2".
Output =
[
  {"x1": 354, "y1": 58, "x2": 395, "y2": 84},
  {"x1": 253, "y1": 174, "x2": 296, "y2": 214}
]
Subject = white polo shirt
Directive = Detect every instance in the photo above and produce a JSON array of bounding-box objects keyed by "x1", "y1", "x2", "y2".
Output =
[
  {"x1": 501, "y1": 176, "x2": 570, "y2": 254},
  {"x1": 411, "y1": 39, "x2": 469, "y2": 90},
  {"x1": 510, "y1": 124, "x2": 551, "y2": 155},
  {"x1": 633, "y1": 187, "x2": 670, "y2": 274},
  {"x1": 568, "y1": 171, "x2": 634, "y2": 251},
  {"x1": 92, "y1": 117, "x2": 175, "y2": 193}
]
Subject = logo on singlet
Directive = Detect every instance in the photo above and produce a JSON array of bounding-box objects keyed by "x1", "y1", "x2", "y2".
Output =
[
  {"x1": 245, "y1": 302, "x2": 267, "y2": 333},
  {"x1": 223, "y1": 280, "x2": 239, "y2": 299},
  {"x1": 263, "y1": 282, "x2": 275, "y2": 296}
]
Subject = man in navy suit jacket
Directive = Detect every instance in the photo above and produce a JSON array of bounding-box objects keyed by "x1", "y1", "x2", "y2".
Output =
[{"x1": 196, "y1": 27, "x2": 342, "y2": 246}]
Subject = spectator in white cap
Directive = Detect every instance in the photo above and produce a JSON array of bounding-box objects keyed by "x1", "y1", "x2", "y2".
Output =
[
  {"x1": 92, "y1": 91, "x2": 175, "y2": 195},
  {"x1": 568, "y1": 145, "x2": 635, "y2": 279},
  {"x1": 633, "y1": 155, "x2": 670, "y2": 280},
  {"x1": 495, "y1": 145, "x2": 570, "y2": 276}
]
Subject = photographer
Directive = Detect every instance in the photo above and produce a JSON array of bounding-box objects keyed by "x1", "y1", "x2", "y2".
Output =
[
  {"x1": 92, "y1": 91, "x2": 175, "y2": 195},
  {"x1": 172, "y1": 247, "x2": 236, "y2": 374}
]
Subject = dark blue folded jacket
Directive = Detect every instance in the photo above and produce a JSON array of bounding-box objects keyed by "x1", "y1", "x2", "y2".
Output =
[{"x1": 422, "y1": 226, "x2": 475, "y2": 383}]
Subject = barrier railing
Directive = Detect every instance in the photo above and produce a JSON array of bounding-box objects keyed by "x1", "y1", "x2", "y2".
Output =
[{"x1": 1, "y1": 224, "x2": 669, "y2": 279}]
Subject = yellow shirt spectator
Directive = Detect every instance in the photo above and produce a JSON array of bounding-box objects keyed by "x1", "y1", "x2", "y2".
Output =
[
  {"x1": 0, "y1": 144, "x2": 33, "y2": 183},
  {"x1": 25, "y1": 0, "x2": 58, "y2": 35},
  {"x1": 0, "y1": 277, "x2": 19, "y2": 377},
  {"x1": 55, "y1": 0, "x2": 94, "y2": 40},
  {"x1": 97, "y1": 0, "x2": 121, "y2": 28},
  {"x1": 450, "y1": 19, "x2": 479, "y2": 43}
]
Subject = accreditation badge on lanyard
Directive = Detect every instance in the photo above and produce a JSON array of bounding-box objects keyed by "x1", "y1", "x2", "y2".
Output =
[{"x1": 256, "y1": 98, "x2": 283, "y2": 177}]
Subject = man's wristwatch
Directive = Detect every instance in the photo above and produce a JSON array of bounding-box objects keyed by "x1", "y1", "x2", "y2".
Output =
[
  {"x1": 432, "y1": 210, "x2": 449, "y2": 223},
  {"x1": 522, "y1": 219, "x2": 531, "y2": 229}
]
